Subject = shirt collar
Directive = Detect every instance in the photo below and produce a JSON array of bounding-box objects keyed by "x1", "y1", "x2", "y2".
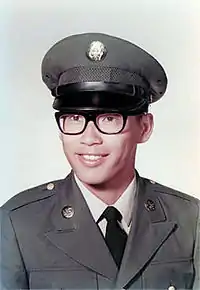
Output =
[{"x1": 74, "y1": 173, "x2": 137, "y2": 227}]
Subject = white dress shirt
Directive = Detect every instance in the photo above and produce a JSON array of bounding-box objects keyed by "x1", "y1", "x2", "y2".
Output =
[{"x1": 74, "y1": 174, "x2": 137, "y2": 236}]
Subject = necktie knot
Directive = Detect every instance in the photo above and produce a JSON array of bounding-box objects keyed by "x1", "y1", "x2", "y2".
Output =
[{"x1": 99, "y1": 206, "x2": 122, "y2": 223}]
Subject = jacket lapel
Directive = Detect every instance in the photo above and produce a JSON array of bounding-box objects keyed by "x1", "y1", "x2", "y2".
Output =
[
  {"x1": 43, "y1": 172, "x2": 118, "y2": 281},
  {"x1": 116, "y1": 175, "x2": 178, "y2": 289}
]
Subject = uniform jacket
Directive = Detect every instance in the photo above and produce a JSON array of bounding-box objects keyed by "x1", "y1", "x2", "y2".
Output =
[{"x1": 0, "y1": 171, "x2": 200, "y2": 289}]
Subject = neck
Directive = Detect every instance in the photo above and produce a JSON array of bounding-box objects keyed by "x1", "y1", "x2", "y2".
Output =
[{"x1": 81, "y1": 169, "x2": 135, "y2": 205}]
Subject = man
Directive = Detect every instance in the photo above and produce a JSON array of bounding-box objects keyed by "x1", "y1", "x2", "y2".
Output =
[{"x1": 0, "y1": 33, "x2": 199, "y2": 289}]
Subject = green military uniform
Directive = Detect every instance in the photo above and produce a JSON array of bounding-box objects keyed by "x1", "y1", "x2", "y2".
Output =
[{"x1": 1, "y1": 33, "x2": 199, "y2": 289}]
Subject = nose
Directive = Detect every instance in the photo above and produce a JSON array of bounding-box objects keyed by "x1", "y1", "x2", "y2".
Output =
[{"x1": 80, "y1": 121, "x2": 103, "y2": 146}]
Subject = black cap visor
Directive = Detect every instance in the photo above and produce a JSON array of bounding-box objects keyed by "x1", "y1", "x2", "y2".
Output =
[{"x1": 52, "y1": 82, "x2": 150, "y2": 115}]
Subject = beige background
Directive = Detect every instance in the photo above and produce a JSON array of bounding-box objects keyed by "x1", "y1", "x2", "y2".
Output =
[{"x1": 0, "y1": 0, "x2": 200, "y2": 205}]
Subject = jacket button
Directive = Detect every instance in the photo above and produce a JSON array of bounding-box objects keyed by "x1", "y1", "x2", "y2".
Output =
[
  {"x1": 46, "y1": 183, "x2": 55, "y2": 190},
  {"x1": 62, "y1": 206, "x2": 74, "y2": 219},
  {"x1": 168, "y1": 286, "x2": 176, "y2": 290}
]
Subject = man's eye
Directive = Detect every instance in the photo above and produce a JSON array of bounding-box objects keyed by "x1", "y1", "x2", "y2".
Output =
[
  {"x1": 102, "y1": 115, "x2": 120, "y2": 122},
  {"x1": 71, "y1": 115, "x2": 80, "y2": 121},
  {"x1": 105, "y1": 116, "x2": 114, "y2": 122},
  {"x1": 66, "y1": 115, "x2": 82, "y2": 122}
]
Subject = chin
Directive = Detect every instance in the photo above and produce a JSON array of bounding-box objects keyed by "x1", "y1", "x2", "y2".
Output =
[{"x1": 74, "y1": 169, "x2": 109, "y2": 186}]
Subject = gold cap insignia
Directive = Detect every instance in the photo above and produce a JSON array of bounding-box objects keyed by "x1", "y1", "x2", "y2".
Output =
[{"x1": 87, "y1": 41, "x2": 107, "y2": 61}]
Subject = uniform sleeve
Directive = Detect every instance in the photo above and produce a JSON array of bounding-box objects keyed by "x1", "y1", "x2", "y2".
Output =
[
  {"x1": 193, "y1": 201, "x2": 200, "y2": 290},
  {"x1": 0, "y1": 207, "x2": 29, "y2": 289}
]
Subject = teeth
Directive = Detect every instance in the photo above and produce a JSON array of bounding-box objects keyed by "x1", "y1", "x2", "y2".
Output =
[{"x1": 82, "y1": 155, "x2": 102, "y2": 160}]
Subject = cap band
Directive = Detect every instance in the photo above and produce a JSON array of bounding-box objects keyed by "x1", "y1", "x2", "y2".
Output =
[{"x1": 57, "y1": 66, "x2": 149, "y2": 89}]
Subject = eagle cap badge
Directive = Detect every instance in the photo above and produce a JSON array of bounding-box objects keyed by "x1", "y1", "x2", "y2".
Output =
[{"x1": 87, "y1": 40, "x2": 107, "y2": 61}]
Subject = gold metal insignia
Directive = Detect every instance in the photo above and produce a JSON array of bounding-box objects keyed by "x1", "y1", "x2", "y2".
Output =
[{"x1": 87, "y1": 41, "x2": 107, "y2": 61}]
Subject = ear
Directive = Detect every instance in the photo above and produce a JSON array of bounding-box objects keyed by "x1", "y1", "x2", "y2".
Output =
[{"x1": 138, "y1": 113, "x2": 154, "y2": 143}]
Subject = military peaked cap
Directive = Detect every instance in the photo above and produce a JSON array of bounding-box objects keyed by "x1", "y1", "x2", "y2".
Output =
[{"x1": 41, "y1": 33, "x2": 167, "y2": 114}]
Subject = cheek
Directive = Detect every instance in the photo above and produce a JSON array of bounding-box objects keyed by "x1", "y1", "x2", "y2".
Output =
[
  {"x1": 106, "y1": 135, "x2": 136, "y2": 160},
  {"x1": 61, "y1": 136, "x2": 76, "y2": 156}
]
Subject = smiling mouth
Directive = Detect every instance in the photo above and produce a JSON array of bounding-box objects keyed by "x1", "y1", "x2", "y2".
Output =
[
  {"x1": 78, "y1": 154, "x2": 108, "y2": 160},
  {"x1": 77, "y1": 154, "x2": 109, "y2": 166},
  {"x1": 81, "y1": 154, "x2": 105, "y2": 161}
]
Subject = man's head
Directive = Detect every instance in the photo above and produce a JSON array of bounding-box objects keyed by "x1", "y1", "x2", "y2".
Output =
[
  {"x1": 58, "y1": 111, "x2": 153, "y2": 186},
  {"x1": 41, "y1": 32, "x2": 167, "y2": 188}
]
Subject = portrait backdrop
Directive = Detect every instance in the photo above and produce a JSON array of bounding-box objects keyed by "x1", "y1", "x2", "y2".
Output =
[{"x1": 0, "y1": 0, "x2": 199, "y2": 205}]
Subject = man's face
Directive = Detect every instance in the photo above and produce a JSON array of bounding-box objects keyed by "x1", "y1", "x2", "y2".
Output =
[{"x1": 60, "y1": 114, "x2": 153, "y2": 187}]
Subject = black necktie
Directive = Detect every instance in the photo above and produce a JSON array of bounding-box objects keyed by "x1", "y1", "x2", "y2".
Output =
[{"x1": 98, "y1": 206, "x2": 128, "y2": 268}]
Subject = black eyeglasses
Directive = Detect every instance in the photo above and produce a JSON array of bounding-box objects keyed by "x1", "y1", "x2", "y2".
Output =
[{"x1": 55, "y1": 111, "x2": 128, "y2": 135}]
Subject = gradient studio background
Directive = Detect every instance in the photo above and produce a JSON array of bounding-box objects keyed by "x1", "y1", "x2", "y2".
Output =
[{"x1": 0, "y1": 0, "x2": 200, "y2": 205}]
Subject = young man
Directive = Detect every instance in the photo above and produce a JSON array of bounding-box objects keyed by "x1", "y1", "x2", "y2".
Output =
[{"x1": 1, "y1": 33, "x2": 199, "y2": 289}]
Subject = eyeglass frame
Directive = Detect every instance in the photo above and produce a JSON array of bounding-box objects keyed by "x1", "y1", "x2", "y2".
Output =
[{"x1": 55, "y1": 110, "x2": 130, "y2": 135}]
